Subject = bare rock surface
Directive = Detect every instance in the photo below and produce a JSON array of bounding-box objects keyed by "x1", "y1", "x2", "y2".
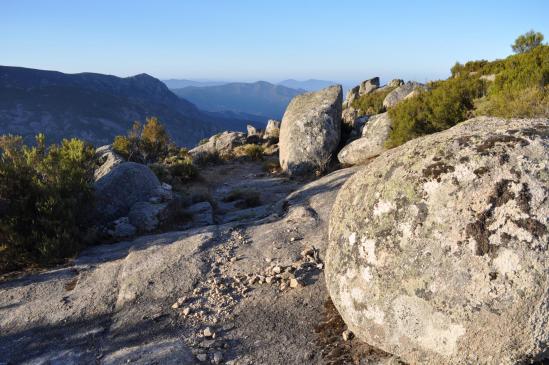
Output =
[
  {"x1": 326, "y1": 117, "x2": 549, "y2": 364},
  {"x1": 359, "y1": 77, "x2": 380, "y2": 96},
  {"x1": 338, "y1": 113, "x2": 392, "y2": 165},
  {"x1": 190, "y1": 131, "x2": 247, "y2": 159},
  {"x1": 263, "y1": 119, "x2": 281, "y2": 140},
  {"x1": 279, "y1": 85, "x2": 343, "y2": 176},
  {"x1": 382, "y1": 81, "x2": 425, "y2": 108},
  {"x1": 94, "y1": 145, "x2": 124, "y2": 181},
  {"x1": 0, "y1": 163, "x2": 365, "y2": 364}
]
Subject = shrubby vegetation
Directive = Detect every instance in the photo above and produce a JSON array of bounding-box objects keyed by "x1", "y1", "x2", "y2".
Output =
[
  {"x1": 352, "y1": 87, "x2": 394, "y2": 115},
  {"x1": 233, "y1": 144, "x2": 265, "y2": 160},
  {"x1": 387, "y1": 32, "x2": 548, "y2": 148},
  {"x1": 113, "y1": 117, "x2": 198, "y2": 188},
  {"x1": 512, "y1": 30, "x2": 544, "y2": 54},
  {"x1": 0, "y1": 134, "x2": 95, "y2": 273},
  {"x1": 387, "y1": 77, "x2": 487, "y2": 147}
]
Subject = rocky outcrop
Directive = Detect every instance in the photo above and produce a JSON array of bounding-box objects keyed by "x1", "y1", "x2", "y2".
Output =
[
  {"x1": 382, "y1": 81, "x2": 425, "y2": 108},
  {"x1": 279, "y1": 85, "x2": 342, "y2": 176},
  {"x1": 326, "y1": 117, "x2": 549, "y2": 364},
  {"x1": 387, "y1": 79, "x2": 404, "y2": 88},
  {"x1": 94, "y1": 145, "x2": 124, "y2": 181},
  {"x1": 343, "y1": 86, "x2": 360, "y2": 109},
  {"x1": 190, "y1": 131, "x2": 247, "y2": 159},
  {"x1": 263, "y1": 119, "x2": 281, "y2": 141},
  {"x1": 95, "y1": 162, "x2": 162, "y2": 223},
  {"x1": 337, "y1": 112, "x2": 392, "y2": 165},
  {"x1": 359, "y1": 77, "x2": 379, "y2": 95}
]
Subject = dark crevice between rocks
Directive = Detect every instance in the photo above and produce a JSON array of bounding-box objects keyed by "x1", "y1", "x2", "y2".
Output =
[{"x1": 314, "y1": 299, "x2": 401, "y2": 365}]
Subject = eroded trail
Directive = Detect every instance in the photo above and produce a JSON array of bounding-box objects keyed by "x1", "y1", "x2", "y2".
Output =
[{"x1": 0, "y1": 164, "x2": 396, "y2": 364}]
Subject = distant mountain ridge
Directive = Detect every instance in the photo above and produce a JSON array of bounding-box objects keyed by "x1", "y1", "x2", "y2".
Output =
[
  {"x1": 277, "y1": 79, "x2": 336, "y2": 91},
  {"x1": 172, "y1": 81, "x2": 305, "y2": 121},
  {"x1": 162, "y1": 79, "x2": 229, "y2": 89},
  {"x1": 0, "y1": 66, "x2": 248, "y2": 147}
]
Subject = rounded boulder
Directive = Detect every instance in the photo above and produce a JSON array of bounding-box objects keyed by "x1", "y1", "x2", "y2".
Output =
[{"x1": 326, "y1": 117, "x2": 549, "y2": 364}]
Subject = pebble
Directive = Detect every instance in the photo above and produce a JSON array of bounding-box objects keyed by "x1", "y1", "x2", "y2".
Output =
[
  {"x1": 272, "y1": 266, "x2": 282, "y2": 274},
  {"x1": 181, "y1": 307, "x2": 191, "y2": 316},
  {"x1": 203, "y1": 327, "x2": 214, "y2": 337},
  {"x1": 196, "y1": 353, "x2": 208, "y2": 362},
  {"x1": 289, "y1": 278, "x2": 300, "y2": 288},
  {"x1": 342, "y1": 329, "x2": 353, "y2": 341},
  {"x1": 213, "y1": 351, "x2": 223, "y2": 364}
]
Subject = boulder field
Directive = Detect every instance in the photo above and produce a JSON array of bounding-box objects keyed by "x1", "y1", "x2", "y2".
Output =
[{"x1": 326, "y1": 117, "x2": 549, "y2": 364}]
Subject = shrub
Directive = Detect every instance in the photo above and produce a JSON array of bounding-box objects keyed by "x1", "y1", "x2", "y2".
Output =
[
  {"x1": 387, "y1": 77, "x2": 487, "y2": 147},
  {"x1": 112, "y1": 117, "x2": 171, "y2": 163},
  {"x1": 233, "y1": 144, "x2": 265, "y2": 160},
  {"x1": 512, "y1": 30, "x2": 545, "y2": 54},
  {"x1": 352, "y1": 87, "x2": 394, "y2": 115},
  {"x1": 478, "y1": 45, "x2": 549, "y2": 117},
  {"x1": 0, "y1": 134, "x2": 95, "y2": 272}
]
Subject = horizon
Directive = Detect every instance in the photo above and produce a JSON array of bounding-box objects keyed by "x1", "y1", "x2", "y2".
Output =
[{"x1": 3, "y1": 0, "x2": 548, "y2": 84}]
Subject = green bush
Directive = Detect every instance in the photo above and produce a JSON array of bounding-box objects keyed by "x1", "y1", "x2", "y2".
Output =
[
  {"x1": 477, "y1": 45, "x2": 549, "y2": 117},
  {"x1": 352, "y1": 87, "x2": 394, "y2": 115},
  {"x1": 388, "y1": 41, "x2": 548, "y2": 148},
  {"x1": 387, "y1": 77, "x2": 487, "y2": 147},
  {"x1": 0, "y1": 134, "x2": 95, "y2": 272},
  {"x1": 112, "y1": 117, "x2": 171, "y2": 163},
  {"x1": 512, "y1": 30, "x2": 545, "y2": 54}
]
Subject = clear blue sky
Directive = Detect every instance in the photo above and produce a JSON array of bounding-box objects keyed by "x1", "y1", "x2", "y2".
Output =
[{"x1": 2, "y1": 0, "x2": 548, "y2": 84}]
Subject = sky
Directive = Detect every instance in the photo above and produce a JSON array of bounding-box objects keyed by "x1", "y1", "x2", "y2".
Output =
[{"x1": 2, "y1": 0, "x2": 548, "y2": 84}]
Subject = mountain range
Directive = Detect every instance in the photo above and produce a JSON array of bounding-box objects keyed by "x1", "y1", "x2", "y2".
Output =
[
  {"x1": 277, "y1": 79, "x2": 335, "y2": 91},
  {"x1": 0, "y1": 66, "x2": 248, "y2": 147},
  {"x1": 171, "y1": 81, "x2": 305, "y2": 121}
]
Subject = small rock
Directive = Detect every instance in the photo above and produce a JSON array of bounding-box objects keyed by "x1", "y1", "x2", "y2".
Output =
[
  {"x1": 272, "y1": 266, "x2": 282, "y2": 274},
  {"x1": 213, "y1": 351, "x2": 223, "y2": 364},
  {"x1": 289, "y1": 278, "x2": 300, "y2": 288},
  {"x1": 203, "y1": 327, "x2": 214, "y2": 338},
  {"x1": 196, "y1": 353, "x2": 208, "y2": 362},
  {"x1": 342, "y1": 330, "x2": 353, "y2": 341},
  {"x1": 265, "y1": 276, "x2": 273, "y2": 284},
  {"x1": 200, "y1": 339, "x2": 216, "y2": 348},
  {"x1": 230, "y1": 257, "x2": 237, "y2": 263},
  {"x1": 181, "y1": 307, "x2": 191, "y2": 316}
]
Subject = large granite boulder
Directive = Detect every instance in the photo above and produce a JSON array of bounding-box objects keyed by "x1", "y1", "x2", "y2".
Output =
[
  {"x1": 190, "y1": 131, "x2": 247, "y2": 159},
  {"x1": 326, "y1": 117, "x2": 549, "y2": 364},
  {"x1": 383, "y1": 81, "x2": 425, "y2": 109},
  {"x1": 359, "y1": 77, "x2": 380, "y2": 95},
  {"x1": 279, "y1": 85, "x2": 343, "y2": 176},
  {"x1": 337, "y1": 112, "x2": 392, "y2": 165},
  {"x1": 95, "y1": 162, "x2": 161, "y2": 223},
  {"x1": 263, "y1": 119, "x2": 281, "y2": 141},
  {"x1": 94, "y1": 145, "x2": 124, "y2": 181}
]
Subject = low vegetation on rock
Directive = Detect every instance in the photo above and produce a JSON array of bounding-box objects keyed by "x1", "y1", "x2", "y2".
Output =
[{"x1": 386, "y1": 32, "x2": 548, "y2": 147}]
